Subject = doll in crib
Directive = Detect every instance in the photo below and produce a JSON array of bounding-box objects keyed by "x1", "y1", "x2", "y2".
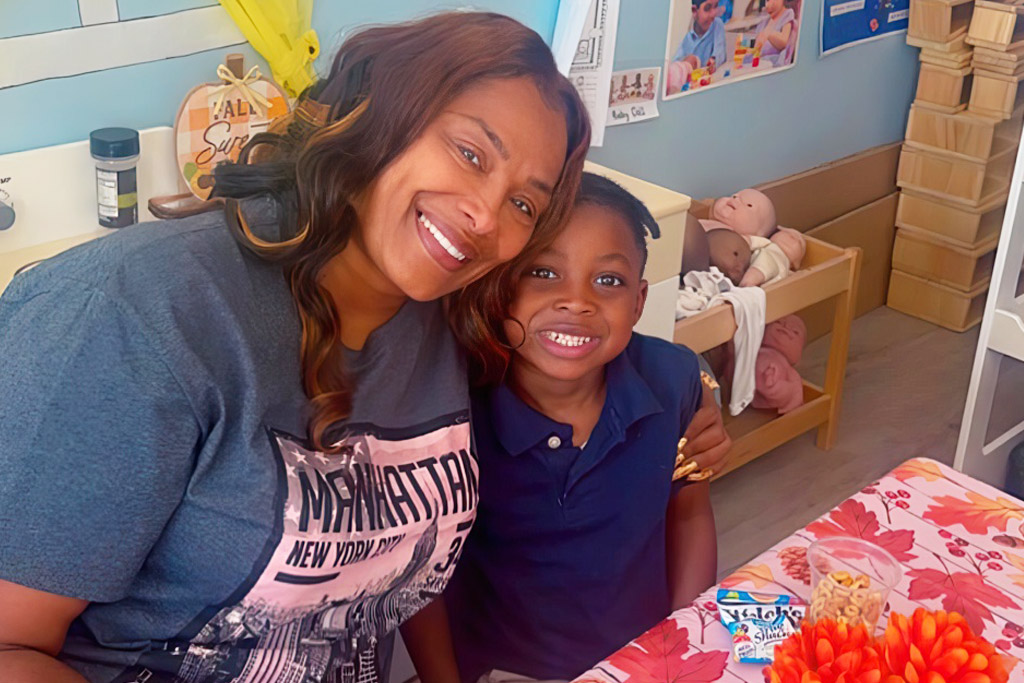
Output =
[{"x1": 700, "y1": 188, "x2": 806, "y2": 288}]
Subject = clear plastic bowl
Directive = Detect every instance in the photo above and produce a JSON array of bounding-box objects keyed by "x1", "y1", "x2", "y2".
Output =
[{"x1": 807, "y1": 537, "x2": 902, "y2": 631}]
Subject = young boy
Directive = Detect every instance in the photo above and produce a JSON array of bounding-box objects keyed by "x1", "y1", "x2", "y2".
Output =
[
  {"x1": 673, "y1": 0, "x2": 727, "y2": 73},
  {"x1": 445, "y1": 173, "x2": 718, "y2": 682}
]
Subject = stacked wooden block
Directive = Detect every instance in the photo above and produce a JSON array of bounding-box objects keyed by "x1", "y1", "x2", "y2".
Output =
[{"x1": 891, "y1": 0, "x2": 1020, "y2": 331}]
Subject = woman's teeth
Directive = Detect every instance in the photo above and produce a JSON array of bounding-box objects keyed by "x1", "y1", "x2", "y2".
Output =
[
  {"x1": 542, "y1": 331, "x2": 593, "y2": 347},
  {"x1": 418, "y1": 213, "x2": 466, "y2": 262}
]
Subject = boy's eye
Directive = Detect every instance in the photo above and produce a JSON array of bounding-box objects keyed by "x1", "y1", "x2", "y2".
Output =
[
  {"x1": 530, "y1": 267, "x2": 556, "y2": 279},
  {"x1": 458, "y1": 145, "x2": 481, "y2": 168},
  {"x1": 596, "y1": 274, "x2": 624, "y2": 287}
]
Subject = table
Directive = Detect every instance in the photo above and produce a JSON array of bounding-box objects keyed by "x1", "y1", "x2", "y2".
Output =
[{"x1": 571, "y1": 459, "x2": 1024, "y2": 682}]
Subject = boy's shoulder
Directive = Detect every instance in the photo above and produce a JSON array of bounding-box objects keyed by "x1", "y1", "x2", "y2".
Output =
[{"x1": 624, "y1": 333, "x2": 701, "y2": 390}]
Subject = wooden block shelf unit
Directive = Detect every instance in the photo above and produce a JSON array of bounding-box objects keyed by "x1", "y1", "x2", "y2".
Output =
[
  {"x1": 911, "y1": 0, "x2": 975, "y2": 44},
  {"x1": 897, "y1": 187, "x2": 1007, "y2": 243},
  {"x1": 905, "y1": 103, "x2": 1023, "y2": 159},
  {"x1": 897, "y1": 137, "x2": 1016, "y2": 203},
  {"x1": 892, "y1": 222, "x2": 1000, "y2": 288},
  {"x1": 887, "y1": 268, "x2": 991, "y2": 330},
  {"x1": 970, "y1": 68, "x2": 1024, "y2": 116},
  {"x1": 673, "y1": 236, "x2": 862, "y2": 479},
  {"x1": 916, "y1": 63, "x2": 974, "y2": 111},
  {"x1": 967, "y1": 0, "x2": 1024, "y2": 51}
]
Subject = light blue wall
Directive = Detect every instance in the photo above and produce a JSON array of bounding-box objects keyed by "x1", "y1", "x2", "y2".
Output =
[
  {"x1": 587, "y1": 1, "x2": 919, "y2": 199},
  {"x1": 0, "y1": 1, "x2": 558, "y2": 156}
]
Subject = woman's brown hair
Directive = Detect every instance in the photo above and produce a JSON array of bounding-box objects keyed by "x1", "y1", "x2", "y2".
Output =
[{"x1": 212, "y1": 11, "x2": 590, "y2": 451}]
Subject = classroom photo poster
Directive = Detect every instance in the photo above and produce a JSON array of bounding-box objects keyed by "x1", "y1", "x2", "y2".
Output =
[
  {"x1": 663, "y1": 0, "x2": 803, "y2": 101},
  {"x1": 821, "y1": 0, "x2": 909, "y2": 55}
]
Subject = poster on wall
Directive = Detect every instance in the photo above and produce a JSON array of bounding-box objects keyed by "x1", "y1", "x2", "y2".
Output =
[
  {"x1": 820, "y1": 0, "x2": 909, "y2": 55},
  {"x1": 606, "y1": 67, "x2": 661, "y2": 127},
  {"x1": 567, "y1": 0, "x2": 621, "y2": 146},
  {"x1": 663, "y1": 0, "x2": 802, "y2": 100}
]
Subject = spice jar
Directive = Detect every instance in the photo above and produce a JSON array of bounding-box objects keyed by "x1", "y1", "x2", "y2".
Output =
[{"x1": 90, "y1": 127, "x2": 139, "y2": 228}]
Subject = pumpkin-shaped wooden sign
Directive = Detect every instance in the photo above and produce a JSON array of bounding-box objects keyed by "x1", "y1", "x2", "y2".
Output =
[{"x1": 174, "y1": 54, "x2": 290, "y2": 199}]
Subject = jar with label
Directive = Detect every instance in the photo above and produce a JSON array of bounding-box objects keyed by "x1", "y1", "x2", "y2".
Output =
[{"x1": 90, "y1": 128, "x2": 140, "y2": 228}]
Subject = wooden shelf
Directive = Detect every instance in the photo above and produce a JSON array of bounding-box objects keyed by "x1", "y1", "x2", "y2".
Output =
[
  {"x1": 713, "y1": 382, "x2": 830, "y2": 479},
  {"x1": 675, "y1": 234, "x2": 862, "y2": 475}
]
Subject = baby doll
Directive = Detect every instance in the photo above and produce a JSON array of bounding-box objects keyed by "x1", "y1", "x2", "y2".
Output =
[
  {"x1": 699, "y1": 188, "x2": 807, "y2": 288},
  {"x1": 752, "y1": 347, "x2": 803, "y2": 414},
  {"x1": 706, "y1": 228, "x2": 751, "y2": 286},
  {"x1": 752, "y1": 314, "x2": 807, "y2": 414}
]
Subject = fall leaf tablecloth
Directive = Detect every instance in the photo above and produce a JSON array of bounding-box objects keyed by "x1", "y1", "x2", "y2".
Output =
[{"x1": 571, "y1": 458, "x2": 1024, "y2": 682}]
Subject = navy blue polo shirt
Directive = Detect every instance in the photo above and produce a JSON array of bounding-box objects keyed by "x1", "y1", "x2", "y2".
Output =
[{"x1": 446, "y1": 334, "x2": 703, "y2": 681}]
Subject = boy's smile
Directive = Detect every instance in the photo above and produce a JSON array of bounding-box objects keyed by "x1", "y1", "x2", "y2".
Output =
[{"x1": 506, "y1": 203, "x2": 648, "y2": 386}]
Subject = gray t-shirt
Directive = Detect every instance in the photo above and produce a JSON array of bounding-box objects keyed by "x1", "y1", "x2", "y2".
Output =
[{"x1": 0, "y1": 203, "x2": 475, "y2": 682}]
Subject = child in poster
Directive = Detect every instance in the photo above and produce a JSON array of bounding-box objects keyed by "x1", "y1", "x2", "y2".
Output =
[{"x1": 671, "y1": 0, "x2": 728, "y2": 74}]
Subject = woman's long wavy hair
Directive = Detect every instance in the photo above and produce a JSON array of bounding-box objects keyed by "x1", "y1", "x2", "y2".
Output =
[{"x1": 212, "y1": 11, "x2": 590, "y2": 451}]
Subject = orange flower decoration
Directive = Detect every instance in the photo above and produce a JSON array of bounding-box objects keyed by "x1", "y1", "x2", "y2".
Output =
[
  {"x1": 764, "y1": 618, "x2": 884, "y2": 683},
  {"x1": 881, "y1": 608, "x2": 1008, "y2": 683}
]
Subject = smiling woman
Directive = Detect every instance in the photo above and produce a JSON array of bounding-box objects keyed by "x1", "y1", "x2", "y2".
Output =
[{"x1": 0, "y1": 11, "x2": 588, "y2": 683}]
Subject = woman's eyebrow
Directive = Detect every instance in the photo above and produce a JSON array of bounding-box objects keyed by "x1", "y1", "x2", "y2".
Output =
[
  {"x1": 457, "y1": 113, "x2": 555, "y2": 195},
  {"x1": 462, "y1": 114, "x2": 510, "y2": 161}
]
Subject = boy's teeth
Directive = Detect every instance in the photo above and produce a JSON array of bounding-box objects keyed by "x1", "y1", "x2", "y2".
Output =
[
  {"x1": 543, "y1": 331, "x2": 593, "y2": 347},
  {"x1": 418, "y1": 212, "x2": 466, "y2": 261}
]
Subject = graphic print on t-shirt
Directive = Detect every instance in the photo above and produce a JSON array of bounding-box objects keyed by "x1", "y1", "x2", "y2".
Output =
[{"x1": 133, "y1": 415, "x2": 476, "y2": 683}]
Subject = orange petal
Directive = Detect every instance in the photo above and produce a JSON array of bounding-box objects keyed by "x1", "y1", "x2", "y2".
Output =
[
  {"x1": 967, "y1": 652, "x2": 990, "y2": 671},
  {"x1": 905, "y1": 662, "x2": 921, "y2": 683},
  {"x1": 959, "y1": 674, "x2": 990, "y2": 683},
  {"x1": 910, "y1": 643, "x2": 928, "y2": 672},
  {"x1": 816, "y1": 638, "x2": 835, "y2": 665},
  {"x1": 923, "y1": 673, "x2": 946, "y2": 683}
]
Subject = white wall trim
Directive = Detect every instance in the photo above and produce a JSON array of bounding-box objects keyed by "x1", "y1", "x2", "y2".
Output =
[{"x1": 0, "y1": 6, "x2": 245, "y2": 89}]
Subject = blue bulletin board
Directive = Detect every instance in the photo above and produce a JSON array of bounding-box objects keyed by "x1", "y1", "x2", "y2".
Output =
[{"x1": 821, "y1": 0, "x2": 909, "y2": 55}]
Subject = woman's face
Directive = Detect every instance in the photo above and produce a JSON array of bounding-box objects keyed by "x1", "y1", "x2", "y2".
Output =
[{"x1": 352, "y1": 77, "x2": 569, "y2": 302}]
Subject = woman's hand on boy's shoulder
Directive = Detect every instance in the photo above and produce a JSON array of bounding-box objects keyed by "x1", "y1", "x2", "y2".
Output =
[{"x1": 681, "y1": 385, "x2": 731, "y2": 477}]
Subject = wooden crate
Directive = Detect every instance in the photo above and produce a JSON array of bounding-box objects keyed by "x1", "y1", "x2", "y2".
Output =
[
  {"x1": 967, "y1": 0, "x2": 1024, "y2": 51},
  {"x1": 897, "y1": 188, "x2": 1007, "y2": 243},
  {"x1": 896, "y1": 139, "x2": 1016, "y2": 204},
  {"x1": 924, "y1": 46, "x2": 975, "y2": 70},
  {"x1": 887, "y1": 268, "x2": 989, "y2": 331},
  {"x1": 909, "y1": 32, "x2": 970, "y2": 52},
  {"x1": 892, "y1": 224, "x2": 1000, "y2": 289},
  {"x1": 904, "y1": 103, "x2": 1023, "y2": 159},
  {"x1": 916, "y1": 63, "x2": 974, "y2": 112},
  {"x1": 973, "y1": 44, "x2": 1024, "y2": 74},
  {"x1": 969, "y1": 69, "x2": 1024, "y2": 118},
  {"x1": 912, "y1": 0, "x2": 976, "y2": 42}
]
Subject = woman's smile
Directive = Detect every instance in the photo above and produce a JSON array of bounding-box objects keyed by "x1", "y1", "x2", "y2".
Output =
[{"x1": 417, "y1": 209, "x2": 474, "y2": 271}]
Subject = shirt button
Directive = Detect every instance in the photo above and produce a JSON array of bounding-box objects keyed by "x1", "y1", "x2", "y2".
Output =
[{"x1": 547, "y1": 435, "x2": 562, "y2": 449}]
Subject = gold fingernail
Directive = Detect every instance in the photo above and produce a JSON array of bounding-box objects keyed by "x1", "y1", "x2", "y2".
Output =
[
  {"x1": 687, "y1": 468, "x2": 714, "y2": 482},
  {"x1": 674, "y1": 460, "x2": 699, "y2": 479}
]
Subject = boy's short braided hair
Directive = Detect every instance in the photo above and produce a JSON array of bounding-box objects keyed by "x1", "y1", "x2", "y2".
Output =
[{"x1": 575, "y1": 171, "x2": 661, "y2": 275}]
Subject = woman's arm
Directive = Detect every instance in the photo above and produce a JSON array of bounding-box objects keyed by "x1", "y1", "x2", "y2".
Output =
[
  {"x1": 666, "y1": 481, "x2": 717, "y2": 611},
  {"x1": 0, "y1": 579, "x2": 88, "y2": 682},
  {"x1": 399, "y1": 597, "x2": 461, "y2": 683}
]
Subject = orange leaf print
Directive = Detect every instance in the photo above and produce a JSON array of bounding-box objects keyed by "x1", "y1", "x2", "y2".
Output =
[
  {"x1": 924, "y1": 491, "x2": 1024, "y2": 535},
  {"x1": 805, "y1": 499, "x2": 916, "y2": 562},
  {"x1": 605, "y1": 623, "x2": 728, "y2": 682},
  {"x1": 719, "y1": 563, "x2": 774, "y2": 589},
  {"x1": 906, "y1": 566, "x2": 1019, "y2": 634},
  {"x1": 1004, "y1": 552, "x2": 1024, "y2": 591},
  {"x1": 892, "y1": 458, "x2": 944, "y2": 483}
]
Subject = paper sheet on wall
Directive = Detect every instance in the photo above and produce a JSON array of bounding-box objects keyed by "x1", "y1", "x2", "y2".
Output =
[
  {"x1": 606, "y1": 67, "x2": 661, "y2": 127},
  {"x1": 567, "y1": 0, "x2": 621, "y2": 147}
]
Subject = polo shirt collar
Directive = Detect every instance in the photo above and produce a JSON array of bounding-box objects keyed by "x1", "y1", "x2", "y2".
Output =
[{"x1": 489, "y1": 345, "x2": 665, "y2": 457}]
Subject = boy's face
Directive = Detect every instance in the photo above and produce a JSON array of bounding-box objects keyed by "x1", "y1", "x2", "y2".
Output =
[
  {"x1": 694, "y1": 0, "x2": 720, "y2": 31},
  {"x1": 505, "y1": 203, "x2": 648, "y2": 384}
]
